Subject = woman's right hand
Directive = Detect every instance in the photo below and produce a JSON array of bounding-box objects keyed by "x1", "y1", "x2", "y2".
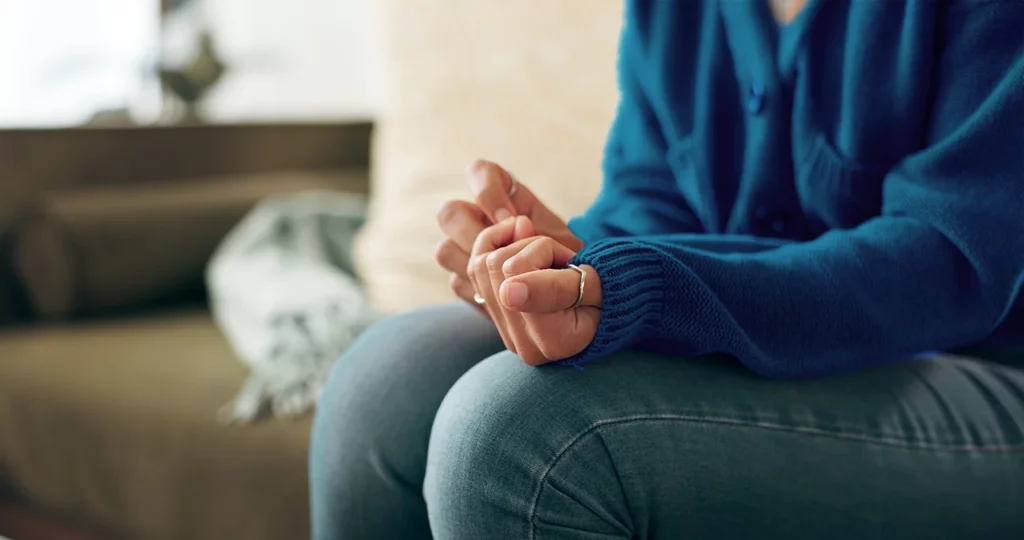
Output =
[{"x1": 435, "y1": 159, "x2": 583, "y2": 315}]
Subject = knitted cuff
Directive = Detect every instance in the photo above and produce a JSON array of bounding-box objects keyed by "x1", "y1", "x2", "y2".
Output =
[{"x1": 559, "y1": 238, "x2": 665, "y2": 367}]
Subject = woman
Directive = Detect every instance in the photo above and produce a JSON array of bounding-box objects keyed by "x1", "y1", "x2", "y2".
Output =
[{"x1": 311, "y1": 0, "x2": 1024, "y2": 538}]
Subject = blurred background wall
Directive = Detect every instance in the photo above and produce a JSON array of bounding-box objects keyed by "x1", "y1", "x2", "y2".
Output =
[{"x1": 0, "y1": 0, "x2": 380, "y2": 127}]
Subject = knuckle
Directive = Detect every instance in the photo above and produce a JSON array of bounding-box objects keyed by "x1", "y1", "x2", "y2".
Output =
[
  {"x1": 435, "y1": 199, "x2": 463, "y2": 225},
  {"x1": 473, "y1": 224, "x2": 497, "y2": 254},
  {"x1": 434, "y1": 238, "x2": 451, "y2": 264},
  {"x1": 471, "y1": 255, "x2": 489, "y2": 277},
  {"x1": 485, "y1": 250, "x2": 504, "y2": 274},
  {"x1": 505, "y1": 254, "x2": 530, "y2": 277},
  {"x1": 470, "y1": 240, "x2": 485, "y2": 259},
  {"x1": 502, "y1": 256, "x2": 519, "y2": 277},
  {"x1": 449, "y1": 277, "x2": 468, "y2": 299}
]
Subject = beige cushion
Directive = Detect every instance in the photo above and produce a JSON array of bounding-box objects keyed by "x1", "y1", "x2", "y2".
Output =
[{"x1": 354, "y1": 0, "x2": 622, "y2": 313}]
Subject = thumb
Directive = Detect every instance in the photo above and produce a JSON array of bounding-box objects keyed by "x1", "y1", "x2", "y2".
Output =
[{"x1": 500, "y1": 265, "x2": 601, "y2": 313}]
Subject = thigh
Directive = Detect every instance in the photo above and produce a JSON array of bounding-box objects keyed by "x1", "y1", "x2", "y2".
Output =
[
  {"x1": 310, "y1": 302, "x2": 502, "y2": 539},
  {"x1": 426, "y1": 350, "x2": 1024, "y2": 539}
]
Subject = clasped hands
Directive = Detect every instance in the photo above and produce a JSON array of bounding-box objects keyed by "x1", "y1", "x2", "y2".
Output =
[{"x1": 435, "y1": 160, "x2": 601, "y2": 365}]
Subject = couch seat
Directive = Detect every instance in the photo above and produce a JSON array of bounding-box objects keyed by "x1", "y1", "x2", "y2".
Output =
[{"x1": 0, "y1": 309, "x2": 311, "y2": 540}]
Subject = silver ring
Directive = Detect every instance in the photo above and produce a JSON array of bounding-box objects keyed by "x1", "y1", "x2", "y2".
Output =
[
  {"x1": 507, "y1": 175, "x2": 518, "y2": 198},
  {"x1": 566, "y1": 264, "x2": 586, "y2": 309},
  {"x1": 473, "y1": 292, "x2": 486, "y2": 305}
]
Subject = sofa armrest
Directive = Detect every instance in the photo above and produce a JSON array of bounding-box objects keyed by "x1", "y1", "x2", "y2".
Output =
[
  {"x1": 9, "y1": 170, "x2": 367, "y2": 321},
  {"x1": 0, "y1": 228, "x2": 30, "y2": 326},
  {"x1": 0, "y1": 123, "x2": 371, "y2": 326},
  {"x1": 0, "y1": 123, "x2": 371, "y2": 216}
]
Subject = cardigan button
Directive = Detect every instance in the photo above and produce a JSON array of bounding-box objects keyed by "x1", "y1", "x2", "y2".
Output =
[
  {"x1": 747, "y1": 84, "x2": 765, "y2": 114},
  {"x1": 754, "y1": 206, "x2": 788, "y2": 236}
]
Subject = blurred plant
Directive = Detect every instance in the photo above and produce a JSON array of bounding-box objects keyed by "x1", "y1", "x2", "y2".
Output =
[
  {"x1": 158, "y1": 31, "x2": 226, "y2": 122},
  {"x1": 162, "y1": 0, "x2": 194, "y2": 13}
]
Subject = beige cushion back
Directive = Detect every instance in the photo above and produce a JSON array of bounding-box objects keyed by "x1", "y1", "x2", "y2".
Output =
[{"x1": 353, "y1": 0, "x2": 622, "y2": 313}]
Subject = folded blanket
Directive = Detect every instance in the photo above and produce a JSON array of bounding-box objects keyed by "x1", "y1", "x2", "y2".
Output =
[{"x1": 207, "y1": 191, "x2": 375, "y2": 422}]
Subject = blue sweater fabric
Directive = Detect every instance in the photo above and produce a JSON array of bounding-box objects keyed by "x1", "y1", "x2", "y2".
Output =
[{"x1": 565, "y1": 0, "x2": 1024, "y2": 378}]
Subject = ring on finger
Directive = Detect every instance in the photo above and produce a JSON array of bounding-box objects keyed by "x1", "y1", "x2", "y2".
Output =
[
  {"x1": 473, "y1": 292, "x2": 486, "y2": 305},
  {"x1": 567, "y1": 264, "x2": 586, "y2": 309}
]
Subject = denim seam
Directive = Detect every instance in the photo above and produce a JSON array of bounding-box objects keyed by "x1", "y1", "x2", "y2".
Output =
[
  {"x1": 605, "y1": 408, "x2": 1003, "y2": 447},
  {"x1": 527, "y1": 413, "x2": 1024, "y2": 539}
]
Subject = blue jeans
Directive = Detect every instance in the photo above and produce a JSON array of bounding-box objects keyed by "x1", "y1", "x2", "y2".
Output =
[{"x1": 310, "y1": 303, "x2": 1024, "y2": 539}]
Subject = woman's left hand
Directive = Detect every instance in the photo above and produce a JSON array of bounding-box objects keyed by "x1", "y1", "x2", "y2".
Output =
[{"x1": 468, "y1": 216, "x2": 602, "y2": 365}]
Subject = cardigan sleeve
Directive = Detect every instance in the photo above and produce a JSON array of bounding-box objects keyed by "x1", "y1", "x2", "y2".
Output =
[
  {"x1": 567, "y1": 1, "x2": 703, "y2": 244},
  {"x1": 565, "y1": 3, "x2": 1024, "y2": 379}
]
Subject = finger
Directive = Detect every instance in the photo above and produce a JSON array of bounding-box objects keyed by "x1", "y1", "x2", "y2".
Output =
[
  {"x1": 511, "y1": 213, "x2": 538, "y2": 243},
  {"x1": 486, "y1": 234, "x2": 548, "y2": 270},
  {"x1": 449, "y1": 272, "x2": 477, "y2": 302},
  {"x1": 468, "y1": 252, "x2": 515, "y2": 351},
  {"x1": 501, "y1": 180, "x2": 583, "y2": 251},
  {"x1": 435, "y1": 238, "x2": 470, "y2": 276},
  {"x1": 500, "y1": 266, "x2": 602, "y2": 313},
  {"x1": 464, "y1": 159, "x2": 550, "y2": 225},
  {"x1": 462, "y1": 162, "x2": 579, "y2": 253},
  {"x1": 485, "y1": 239, "x2": 535, "y2": 357},
  {"x1": 449, "y1": 273, "x2": 490, "y2": 319},
  {"x1": 437, "y1": 199, "x2": 490, "y2": 252},
  {"x1": 480, "y1": 236, "x2": 594, "y2": 364},
  {"x1": 468, "y1": 215, "x2": 536, "y2": 351},
  {"x1": 472, "y1": 216, "x2": 536, "y2": 259},
  {"x1": 500, "y1": 236, "x2": 577, "y2": 278},
  {"x1": 466, "y1": 159, "x2": 517, "y2": 223}
]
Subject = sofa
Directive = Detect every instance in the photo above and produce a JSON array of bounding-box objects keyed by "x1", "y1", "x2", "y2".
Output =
[
  {"x1": 0, "y1": 2, "x2": 624, "y2": 538},
  {"x1": 0, "y1": 124, "x2": 370, "y2": 540}
]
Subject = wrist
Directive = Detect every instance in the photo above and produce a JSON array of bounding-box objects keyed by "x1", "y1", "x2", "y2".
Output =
[{"x1": 561, "y1": 239, "x2": 665, "y2": 366}]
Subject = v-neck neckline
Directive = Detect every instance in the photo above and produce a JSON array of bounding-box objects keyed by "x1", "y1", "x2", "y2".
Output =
[
  {"x1": 719, "y1": 0, "x2": 824, "y2": 87},
  {"x1": 768, "y1": 0, "x2": 811, "y2": 29}
]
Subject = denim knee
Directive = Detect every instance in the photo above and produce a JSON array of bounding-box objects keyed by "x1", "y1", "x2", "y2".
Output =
[
  {"x1": 423, "y1": 352, "x2": 632, "y2": 538},
  {"x1": 313, "y1": 304, "x2": 497, "y2": 467},
  {"x1": 310, "y1": 310, "x2": 432, "y2": 537},
  {"x1": 311, "y1": 303, "x2": 503, "y2": 539},
  {"x1": 312, "y1": 308, "x2": 428, "y2": 469}
]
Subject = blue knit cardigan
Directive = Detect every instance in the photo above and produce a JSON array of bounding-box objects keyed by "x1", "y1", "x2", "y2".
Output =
[{"x1": 566, "y1": 0, "x2": 1024, "y2": 378}]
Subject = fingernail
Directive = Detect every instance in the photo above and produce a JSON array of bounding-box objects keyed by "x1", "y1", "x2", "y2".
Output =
[
  {"x1": 495, "y1": 208, "x2": 513, "y2": 222},
  {"x1": 504, "y1": 281, "x2": 529, "y2": 308}
]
